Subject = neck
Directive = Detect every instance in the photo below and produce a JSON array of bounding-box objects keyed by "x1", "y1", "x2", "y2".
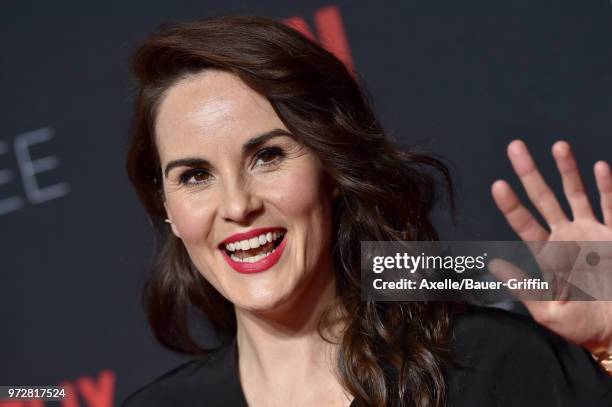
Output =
[
  {"x1": 233, "y1": 251, "x2": 355, "y2": 407},
  {"x1": 234, "y1": 265, "x2": 348, "y2": 402},
  {"x1": 237, "y1": 273, "x2": 339, "y2": 369}
]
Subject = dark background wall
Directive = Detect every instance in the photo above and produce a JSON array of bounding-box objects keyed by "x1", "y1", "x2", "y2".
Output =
[{"x1": 1, "y1": 1, "x2": 611, "y2": 405}]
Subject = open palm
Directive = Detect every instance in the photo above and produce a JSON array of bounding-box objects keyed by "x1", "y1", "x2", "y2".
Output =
[{"x1": 490, "y1": 139, "x2": 612, "y2": 353}]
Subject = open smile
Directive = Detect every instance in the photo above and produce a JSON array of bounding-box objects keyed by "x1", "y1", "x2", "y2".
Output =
[{"x1": 219, "y1": 227, "x2": 287, "y2": 274}]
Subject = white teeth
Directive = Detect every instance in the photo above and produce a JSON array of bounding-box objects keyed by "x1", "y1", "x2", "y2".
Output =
[
  {"x1": 225, "y1": 231, "x2": 284, "y2": 252},
  {"x1": 249, "y1": 237, "x2": 260, "y2": 249},
  {"x1": 230, "y1": 247, "x2": 278, "y2": 263}
]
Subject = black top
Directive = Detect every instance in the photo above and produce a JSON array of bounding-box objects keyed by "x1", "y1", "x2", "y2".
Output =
[{"x1": 121, "y1": 306, "x2": 612, "y2": 406}]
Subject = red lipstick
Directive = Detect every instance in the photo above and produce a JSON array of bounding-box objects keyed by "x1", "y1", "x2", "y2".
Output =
[
  {"x1": 219, "y1": 228, "x2": 287, "y2": 274},
  {"x1": 221, "y1": 227, "x2": 283, "y2": 245}
]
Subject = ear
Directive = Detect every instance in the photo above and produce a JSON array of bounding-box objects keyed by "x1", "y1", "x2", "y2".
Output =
[
  {"x1": 332, "y1": 186, "x2": 340, "y2": 199},
  {"x1": 324, "y1": 174, "x2": 340, "y2": 200},
  {"x1": 163, "y1": 202, "x2": 182, "y2": 239}
]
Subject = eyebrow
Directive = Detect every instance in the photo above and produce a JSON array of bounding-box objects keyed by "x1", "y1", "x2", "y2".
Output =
[{"x1": 163, "y1": 128, "x2": 293, "y2": 178}]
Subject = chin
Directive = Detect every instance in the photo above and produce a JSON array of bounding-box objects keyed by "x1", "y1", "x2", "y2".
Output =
[{"x1": 231, "y1": 286, "x2": 295, "y2": 314}]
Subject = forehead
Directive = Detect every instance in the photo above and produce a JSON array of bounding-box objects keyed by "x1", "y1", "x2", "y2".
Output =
[{"x1": 154, "y1": 69, "x2": 285, "y2": 159}]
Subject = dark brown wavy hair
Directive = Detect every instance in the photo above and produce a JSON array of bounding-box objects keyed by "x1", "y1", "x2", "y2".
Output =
[{"x1": 127, "y1": 14, "x2": 458, "y2": 407}]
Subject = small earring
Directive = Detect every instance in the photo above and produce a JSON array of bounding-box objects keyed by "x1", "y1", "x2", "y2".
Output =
[{"x1": 164, "y1": 218, "x2": 172, "y2": 224}]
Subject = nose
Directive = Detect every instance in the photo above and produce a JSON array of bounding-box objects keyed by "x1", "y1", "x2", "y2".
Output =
[{"x1": 219, "y1": 176, "x2": 263, "y2": 223}]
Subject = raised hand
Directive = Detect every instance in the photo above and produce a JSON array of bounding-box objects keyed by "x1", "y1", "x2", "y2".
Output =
[{"x1": 490, "y1": 139, "x2": 612, "y2": 356}]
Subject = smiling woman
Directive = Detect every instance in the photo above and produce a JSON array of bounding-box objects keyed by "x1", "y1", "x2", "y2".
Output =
[
  {"x1": 156, "y1": 69, "x2": 338, "y2": 314},
  {"x1": 122, "y1": 14, "x2": 612, "y2": 407}
]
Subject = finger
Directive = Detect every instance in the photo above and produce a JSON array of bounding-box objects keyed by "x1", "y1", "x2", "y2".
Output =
[
  {"x1": 507, "y1": 140, "x2": 568, "y2": 227},
  {"x1": 552, "y1": 141, "x2": 595, "y2": 220},
  {"x1": 594, "y1": 160, "x2": 612, "y2": 227},
  {"x1": 491, "y1": 179, "x2": 549, "y2": 241},
  {"x1": 487, "y1": 257, "x2": 573, "y2": 333}
]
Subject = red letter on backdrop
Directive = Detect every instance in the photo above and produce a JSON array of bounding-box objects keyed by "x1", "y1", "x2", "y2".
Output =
[
  {"x1": 283, "y1": 5, "x2": 355, "y2": 75},
  {"x1": 60, "y1": 381, "x2": 78, "y2": 407},
  {"x1": 77, "y1": 370, "x2": 115, "y2": 407}
]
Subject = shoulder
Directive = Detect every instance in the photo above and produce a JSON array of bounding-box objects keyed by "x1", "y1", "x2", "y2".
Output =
[
  {"x1": 451, "y1": 304, "x2": 574, "y2": 355},
  {"x1": 120, "y1": 359, "x2": 205, "y2": 407},
  {"x1": 120, "y1": 343, "x2": 242, "y2": 407},
  {"x1": 446, "y1": 305, "x2": 612, "y2": 406}
]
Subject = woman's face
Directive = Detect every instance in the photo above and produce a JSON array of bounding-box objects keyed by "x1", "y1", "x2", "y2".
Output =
[{"x1": 155, "y1": 69, "x2": 337, "y2": 314}]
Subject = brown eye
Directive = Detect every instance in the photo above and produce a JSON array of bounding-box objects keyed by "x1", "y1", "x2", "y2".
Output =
[
  {"x1": 254, "y1": 147, "x2": 284, "y2": 167},
  {"x1": 192, "y1": 171, "x2": 209, "y2": 182},
  {"x1": 180, "y1": 168, "x2": 212, "y2": 185}
]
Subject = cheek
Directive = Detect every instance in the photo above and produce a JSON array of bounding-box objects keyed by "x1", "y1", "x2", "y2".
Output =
[
  {"x1": 166, "y1": 195, "x2": 215, "y2": 243},
  {"x1": 262, "y1": 164, "x2": 335, "y2": 275},
  {"x1": 166, "y1": 195, "x2": 223, "y2": 290},
  {"x1": 263, "y1": 163, "x2": 332, "y2": 218}
]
